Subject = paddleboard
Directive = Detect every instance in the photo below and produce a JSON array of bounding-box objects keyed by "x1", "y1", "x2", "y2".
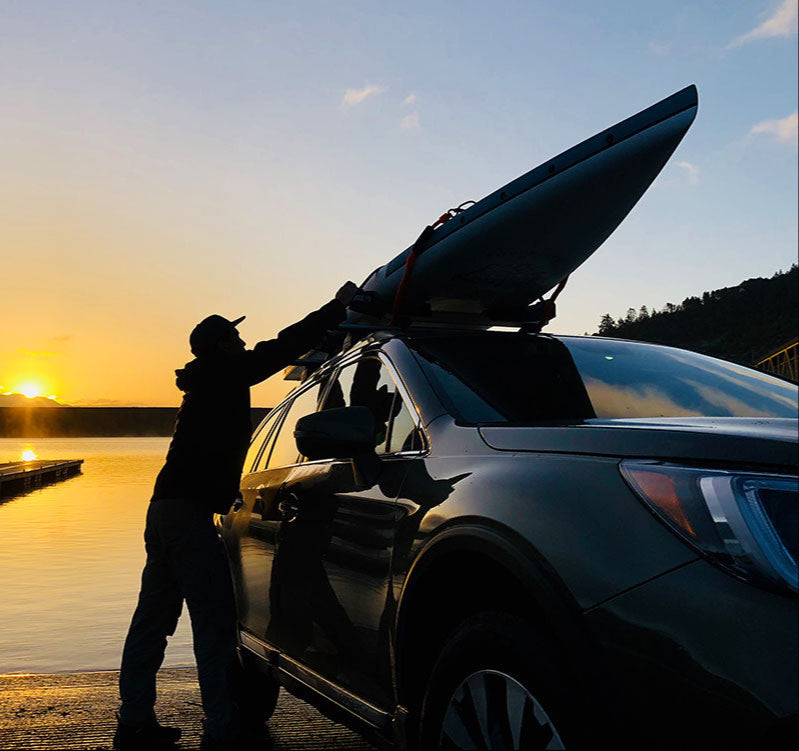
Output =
[{"x1": 349, "y1": 85, "x2": 698, "y2": 327}]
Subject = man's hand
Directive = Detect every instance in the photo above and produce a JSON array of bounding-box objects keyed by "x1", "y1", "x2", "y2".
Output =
[{"x1": 335, "y1": 281, "x2": 361, "y2": 307}]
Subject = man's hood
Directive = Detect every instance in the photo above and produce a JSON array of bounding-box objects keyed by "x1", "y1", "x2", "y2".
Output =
[{"x1": 175, "y1": 357, "x2": 228, "y2": 393}]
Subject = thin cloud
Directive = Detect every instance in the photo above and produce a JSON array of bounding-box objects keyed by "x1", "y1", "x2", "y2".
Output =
[
  {"x1": 749, "y1": 113, "x2": 798, "y2": 143},
  {"x1": 400, "y1": 111, "x2": 420, "y2": 131},
  {"x1": 403, "y1": 93, "x2": 417, "y2": 106},
  {"x1": 48, "y1": 335, "x2": 72, "y2": 342},
  {"x1": 730, "y1": 0, "x2": 797, "y2": 47},
  {"x1": 676, "y1": 161, "x2": 700, "y2": 185},
  {"x1": 648, "y1": 41, "x2": 671, "y2": 56},
  {"x1": 341, "y1": 84, "x2": 387, "y2": 108}
]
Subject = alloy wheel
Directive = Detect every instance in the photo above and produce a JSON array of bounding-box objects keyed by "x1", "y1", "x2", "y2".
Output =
[{"x1": 440, "y1": 669, "x2": 566, "y2": 750}]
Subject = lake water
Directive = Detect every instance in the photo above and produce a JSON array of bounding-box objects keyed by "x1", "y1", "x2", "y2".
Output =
[{"x1": 0, "y1": 438, "x2": 195, "y2": 674}]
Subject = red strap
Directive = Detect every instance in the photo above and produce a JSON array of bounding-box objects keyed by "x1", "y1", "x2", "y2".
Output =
[{"x1": 390, "y1": 219, "x2": 449, "y2": 326}]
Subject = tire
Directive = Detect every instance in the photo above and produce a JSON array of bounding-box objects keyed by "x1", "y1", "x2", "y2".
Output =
[
  {"x1": 418, "y1": 612, "x2": 582, "y2": 750},
  {"x1": 234, "y1": 647, "x2": 280, "y2": 726}
]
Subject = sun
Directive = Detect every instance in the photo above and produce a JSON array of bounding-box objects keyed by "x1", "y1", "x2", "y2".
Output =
[
  {"x1": 3, "y1": 376, "x2": 58, "y2": 401},
  {"x1": 21, "y1": 449, "x2": 38, "y2": 462},
  {"x1": 14, "y1": 381, "x2": 46, "y2": 399},
  {"x1": 0, "y1": 373, "x2": 58, "y2": 401},
  {"x1": 18, "y1": 383, "x2": 44, "y2": 399}
]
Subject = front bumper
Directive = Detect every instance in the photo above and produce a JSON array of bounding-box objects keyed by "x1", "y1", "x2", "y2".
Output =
[{"x1": 583, "y1": 558, "x2": 798, "y2": 749}]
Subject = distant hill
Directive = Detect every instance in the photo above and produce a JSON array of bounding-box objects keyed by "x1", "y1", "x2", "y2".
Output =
[
  {"x1": 0, "y1": 393, "x2": 63, "y2": 408},
  {"x1": 0, "y1": 407, "x2": 271, "y2": 437},
  {"x1": 594, "y1": 265, "x2": 798, "y2": 366}
]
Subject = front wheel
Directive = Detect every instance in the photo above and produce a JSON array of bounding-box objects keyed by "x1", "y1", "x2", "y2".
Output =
[
  {"x1": 233, "y1": 647, "x2": 280, "y2": 726},
  {"x1": 418, "y1": 612, "x2": 580, "y2": 750}
]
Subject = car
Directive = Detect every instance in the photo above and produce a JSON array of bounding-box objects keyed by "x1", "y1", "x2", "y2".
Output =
[{"x1": 218, "y1": 328, "x2": 798, "y2": 750}]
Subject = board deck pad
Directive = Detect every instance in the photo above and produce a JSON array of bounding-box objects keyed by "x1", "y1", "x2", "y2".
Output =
[{"x1": 350, "y1": 85, "x2": 698, "y2": 327}]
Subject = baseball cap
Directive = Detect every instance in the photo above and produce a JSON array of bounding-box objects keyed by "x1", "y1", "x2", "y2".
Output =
[{"x1": 190, "y1": 314, "x2": 246, "y2": 356}]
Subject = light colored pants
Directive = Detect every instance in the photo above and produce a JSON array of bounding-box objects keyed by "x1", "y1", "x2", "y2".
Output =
[{"x1": 119, "y1": 497, "x2": 238, "y2": 739}]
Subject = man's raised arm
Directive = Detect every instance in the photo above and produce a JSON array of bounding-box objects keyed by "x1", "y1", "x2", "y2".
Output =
[{"x1": 244, "y1": 282, "x2": 360, "y2": 385}]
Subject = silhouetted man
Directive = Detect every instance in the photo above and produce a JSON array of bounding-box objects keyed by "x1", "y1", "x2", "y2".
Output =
[{"x1": 114, "y1": 282, "x2": 360, "y2": 750}]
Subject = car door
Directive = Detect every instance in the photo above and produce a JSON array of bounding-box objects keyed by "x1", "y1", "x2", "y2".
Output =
[
  {"x1": 265, "y1": 352, "x2": 425, "y2": 709},
  {"x1": 223, "y1": 383, "x2": 323, "y2": 640}
]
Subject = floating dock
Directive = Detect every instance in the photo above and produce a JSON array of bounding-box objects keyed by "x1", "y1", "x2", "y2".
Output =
[{"x1": 0, "y1": 460, "x2": 83, "y2": 497}]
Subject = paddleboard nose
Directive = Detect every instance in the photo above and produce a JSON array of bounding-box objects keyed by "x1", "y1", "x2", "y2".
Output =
[{"x1": 351, "y1": 85, "x2": 699, "y2": 328}]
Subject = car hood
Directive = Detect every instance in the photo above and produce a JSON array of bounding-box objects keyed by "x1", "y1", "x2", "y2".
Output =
[{"x1": 478, "y1": 417, "x2": 798, "y2": 469}]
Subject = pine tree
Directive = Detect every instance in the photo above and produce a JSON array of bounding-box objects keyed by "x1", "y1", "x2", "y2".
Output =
[{"x1": 598, "y1": 313, "x2": 616, "y2": 335}]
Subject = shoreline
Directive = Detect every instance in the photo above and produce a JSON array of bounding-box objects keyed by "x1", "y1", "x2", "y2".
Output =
[
  {"x1": 0, "y1": 664, "x2": 196, "y2": 678},
  {"x1": 0, "y1": 407, "x2": 271, "y2": 438},
  {"x1": 0, "y1": 668, "x2": 374, "y2": 750}
]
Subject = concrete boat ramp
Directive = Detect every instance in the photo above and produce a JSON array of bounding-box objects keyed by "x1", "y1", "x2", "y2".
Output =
[{"x1": 0, "y1": 668, "x2": 375, "y2": 750}]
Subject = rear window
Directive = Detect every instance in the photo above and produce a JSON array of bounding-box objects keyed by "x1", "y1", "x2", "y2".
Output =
[{"x1": 411, "y1": 334, "x2": 798, "y2": 423}]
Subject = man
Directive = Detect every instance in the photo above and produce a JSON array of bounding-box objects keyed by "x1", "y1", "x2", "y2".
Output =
[{"x1": 114, "y1": 282, "x2": 360, "y2": 750}]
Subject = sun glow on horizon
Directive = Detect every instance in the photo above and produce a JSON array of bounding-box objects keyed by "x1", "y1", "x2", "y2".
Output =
[
  {"x1": 9, "y1": 381, "x2": 57, "y2": 400},
  {"x1": 21, "y1": 449, "x2": 38, "y2": 461},
  {"x1": 17, "y1": 382, "x2": 44, "y2": 399}
]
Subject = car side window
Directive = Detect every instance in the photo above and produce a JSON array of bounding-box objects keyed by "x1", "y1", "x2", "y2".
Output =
[
  {"x1": 244, "y1": 407, "x2": 284, "y2": 474},
  {"x1": 387, "y1": 397, "x2": 422, "y2": 452},
  {"x1": 265, "y1": 384, "x2": 322, "y2": 469},
  {"x1": 321, "y1": 357, "x2": 419, "y2": 455},
  {"x1": 249, "y1": 406, "x2": 285, "y2": 473}
]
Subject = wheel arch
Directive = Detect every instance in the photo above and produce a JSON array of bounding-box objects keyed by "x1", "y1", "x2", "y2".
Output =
[{"x1": 393, "y1": 520, "x2": 592, "y2": 713}]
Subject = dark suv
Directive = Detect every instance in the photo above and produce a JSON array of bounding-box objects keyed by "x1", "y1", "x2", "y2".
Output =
[{"x1": 218, "y1": 330, "x2": 798, "y2": 750}]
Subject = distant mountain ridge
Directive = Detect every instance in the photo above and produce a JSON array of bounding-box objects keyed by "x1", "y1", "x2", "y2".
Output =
[
  {"x1": 0, "y1": 394, "x2": 62, "y2": 408},
  {"x1": 594, "y1": 266, "x2": 798, "y2": 367}
]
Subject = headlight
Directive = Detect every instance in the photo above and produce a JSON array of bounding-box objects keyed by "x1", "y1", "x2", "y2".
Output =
[{"x1": 621, "y1": 460, "x2": 798, "y2": 593}]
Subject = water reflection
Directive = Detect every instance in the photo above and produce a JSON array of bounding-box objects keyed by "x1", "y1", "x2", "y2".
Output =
[{"x1": 0, "y1": 438, "x2": 194, "y2": 674}]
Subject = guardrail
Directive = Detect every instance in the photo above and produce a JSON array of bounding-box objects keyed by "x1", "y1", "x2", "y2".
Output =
[{"x1": 755, "y1": 339, "x2": 798, "y2": 382}]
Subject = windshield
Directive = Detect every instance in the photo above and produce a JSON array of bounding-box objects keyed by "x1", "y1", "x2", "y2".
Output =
[
  {"x1": 411, "y1": 334, "x2": 798, "y2": 423},
  {"x1": 564, "y1": 337, "x2": 797, "y2": 420}
]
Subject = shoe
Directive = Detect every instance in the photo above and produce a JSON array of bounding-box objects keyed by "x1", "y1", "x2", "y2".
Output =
[{"x1": 113, "y1": 716, "x2": 182, "y2": 750}]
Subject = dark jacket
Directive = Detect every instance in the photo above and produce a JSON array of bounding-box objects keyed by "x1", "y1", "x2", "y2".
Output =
[{"x1": 152, "y1": 299, "x2": 346, "y2": 513}]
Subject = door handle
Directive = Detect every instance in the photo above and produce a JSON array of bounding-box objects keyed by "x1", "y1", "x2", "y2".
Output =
[
  {"x1": 277, "y1": 497, "x2": 300, "y2": 522},
  {"x1": 276, "y1": 483, "x2": 302, "y2": 522}
]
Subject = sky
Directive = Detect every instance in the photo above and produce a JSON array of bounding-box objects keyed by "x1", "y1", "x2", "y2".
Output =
[{"x1": 1, "y1": 0, "x2": 796, "y2": 407}]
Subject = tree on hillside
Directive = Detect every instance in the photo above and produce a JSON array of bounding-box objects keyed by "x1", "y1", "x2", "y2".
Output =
[
  {"x1": 598, "y1": 313, "x2": 616, "y2": 335},
  {"x1": 592, "y1": 266, "x2": 798, "y2": 368}
]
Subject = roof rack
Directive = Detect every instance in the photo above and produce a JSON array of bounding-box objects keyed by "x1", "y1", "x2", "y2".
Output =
[
  {"x1": 282, "y1": 349, "x2": 330, "y2": 382},
  {"x1": 281, "y1": 307, "x2": 559, "y2": 383}
]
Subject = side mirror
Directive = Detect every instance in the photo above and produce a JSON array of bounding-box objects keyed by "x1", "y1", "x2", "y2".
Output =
[{"x1": 294, "y1": 406, "x2": 375, "y2": 460}]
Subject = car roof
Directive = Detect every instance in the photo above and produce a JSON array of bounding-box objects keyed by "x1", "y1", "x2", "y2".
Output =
[{"x1": 285, "y1": 327, "x2": 672, "y2": 389}]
